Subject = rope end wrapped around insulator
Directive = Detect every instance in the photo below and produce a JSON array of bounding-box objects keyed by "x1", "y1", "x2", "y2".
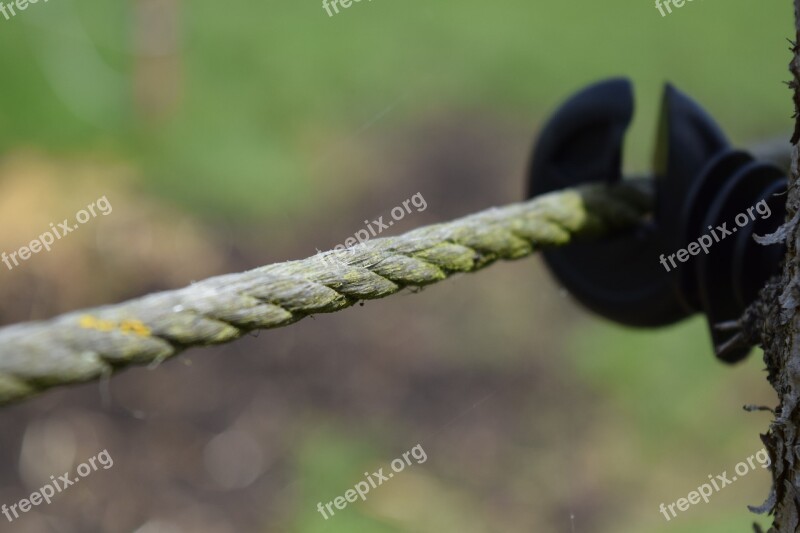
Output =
[{"x1": 528, "y1": 78, "x2": 787, "y2": 363}]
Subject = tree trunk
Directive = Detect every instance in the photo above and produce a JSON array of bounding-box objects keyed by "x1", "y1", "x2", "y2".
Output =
[{"x1": 753, "y1": 2, "x2": 800, "y2": 531}]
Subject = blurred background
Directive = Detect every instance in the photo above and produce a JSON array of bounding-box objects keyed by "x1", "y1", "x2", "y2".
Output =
[{"x1": 0, "y1": 0, "x2": 790, "y2": 531}]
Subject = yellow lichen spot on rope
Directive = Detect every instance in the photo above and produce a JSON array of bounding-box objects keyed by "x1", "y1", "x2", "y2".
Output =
[
  {"x1": 78, "y1": 315, "x2": 151, "y2": 337},
  {"x1": 119, "y1": 319, "x2": 151, "y2": 337},
  {"x1": 78, "y1": 315, "x2": 97, "y2": 329},
  {"x1": 79, "y1": 315, "x2": 115, "y2": 332}
]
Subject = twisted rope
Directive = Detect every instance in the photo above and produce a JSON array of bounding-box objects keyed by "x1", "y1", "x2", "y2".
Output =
[{"x1": 0, "y1": 182, "x2": 651, "y2": 406}]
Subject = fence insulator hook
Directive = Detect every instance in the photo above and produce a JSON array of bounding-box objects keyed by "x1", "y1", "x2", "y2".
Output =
[{"x1": 528, "y1": 78, "x2": 787, "y2": 363}]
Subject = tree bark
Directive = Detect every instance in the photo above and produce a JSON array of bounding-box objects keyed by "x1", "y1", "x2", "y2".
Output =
[{"x1": 753, "y1": 2, "x2": 800, "y2": 531}]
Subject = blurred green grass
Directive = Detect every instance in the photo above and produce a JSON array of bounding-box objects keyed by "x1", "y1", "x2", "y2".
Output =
[
  {"x1": 294, "y1": 428, "x2": 401, "y2": 533},
  {"x1": 571, "y1": 318, "x2": 774, "y2": 532},
  {"x1": 0, "y1": 0, "x2": 790, "y2": 219}
]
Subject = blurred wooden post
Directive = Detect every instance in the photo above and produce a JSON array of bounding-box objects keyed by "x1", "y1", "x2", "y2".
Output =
[{"x1": 132, "y1": 0, "x2": 182, "y2": 122}]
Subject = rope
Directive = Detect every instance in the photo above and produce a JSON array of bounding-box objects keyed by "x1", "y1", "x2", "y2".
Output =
[{"x1": 0, "y1": 182, "x2": 651, "y2": 406}]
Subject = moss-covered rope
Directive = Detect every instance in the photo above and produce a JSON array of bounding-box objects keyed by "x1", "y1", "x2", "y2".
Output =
[{"x1": 0, "y1": 182, "x2": 651, "y2": 406}]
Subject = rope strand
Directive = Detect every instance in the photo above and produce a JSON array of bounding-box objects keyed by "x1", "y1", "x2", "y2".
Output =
[{"x1": 0, "y1": 182, "x2": 651, "y2": 406}]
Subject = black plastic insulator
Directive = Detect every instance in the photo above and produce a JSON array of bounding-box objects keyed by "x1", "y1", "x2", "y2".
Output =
[{"x1": 527, "y1": 78, "x2": 787, "y2": 363}]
